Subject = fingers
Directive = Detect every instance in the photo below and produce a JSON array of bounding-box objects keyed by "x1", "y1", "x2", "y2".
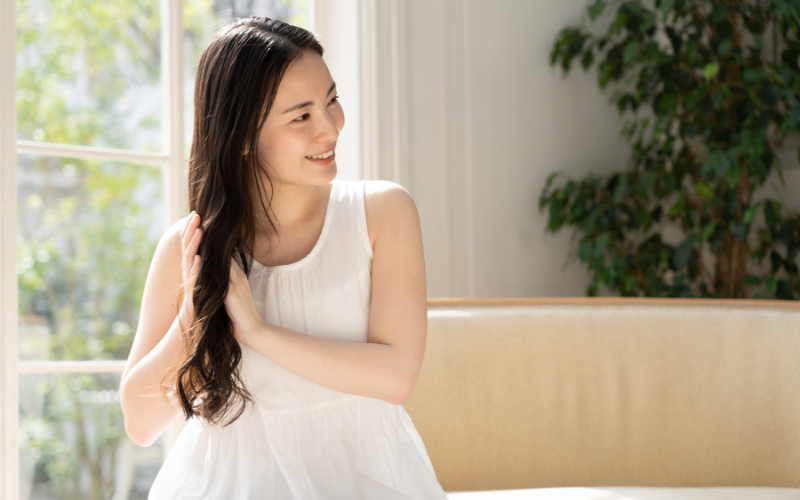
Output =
[
  {"x1": 181, "y1": 210, "x2": 193, "y2": 238},
  {"x1": 185, "y1": 227, "x2": 203, "y2": 280},
  {"x1": 181, "y1": 210, "x2": 197, "y2": 241},
  {"x1": 191, "y1": 254, "x2": 201, "y2": 282},
  {"x1": 182, "y1": 211, "x2": 200, "y2": 252},
  {"x1": 181, "y1": 212, "x2": 202, "y2": 278},
  {"x1": 189, "y1": 225, "x2": 203, "y2": 256}
]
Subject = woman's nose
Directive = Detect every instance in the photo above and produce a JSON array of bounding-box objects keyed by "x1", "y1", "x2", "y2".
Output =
[{"x1": 315, "y1": 109, "x2": 340, "y2": 142}]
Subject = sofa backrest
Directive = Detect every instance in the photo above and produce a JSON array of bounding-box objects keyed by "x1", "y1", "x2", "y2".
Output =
[{"x1": 403, "y1": 298, "x2": 800, "y2": 492}]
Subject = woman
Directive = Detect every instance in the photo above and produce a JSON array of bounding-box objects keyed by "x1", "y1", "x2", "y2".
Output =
[{"x1": 119, "y1": 16, "x2": 448, "y2": 499}]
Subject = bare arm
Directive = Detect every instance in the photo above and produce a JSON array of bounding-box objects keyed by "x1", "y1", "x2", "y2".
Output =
[
  {"x1": 119, "y1": 213, "x2": 202, "y2": 447},
  {"x1": 236, "y1": 181, "x2": 428, "y2": 405}
]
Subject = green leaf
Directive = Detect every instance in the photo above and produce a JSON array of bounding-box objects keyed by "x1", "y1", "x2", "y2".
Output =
[
  {"x1": 599, "y1": 61, "x2": 614, "y2": 88},
  {"x1": 765, "y1": 276, "x2": 778, "y2": 294},
  {"x1": 764, "y1": 201, "x2": 779, "y2": 229},
  {"x1": 612, "y1": 176, "x2": 629, "y2": 203},
  {"x1": 711, "y1": 92, "x2": 723, "y2": 110},
  {"x1": 623, "y1": 40, "x2": 640, "y2": 64},
  {"x1": 702, "y1": 221, "x2": 717, "y2": 241},
  {"x1": 588, "y1": 0, "x2": 605, "y2": 21},
  {"x1": 710, "y1": 4, "x2": 729, "y2": 25},
  {"x1": 596, "y1": 232, "x2": 611, "y2": 252},
  {"x1": 726, "y1": 163, "x2": 740, "y2": 187},
  {"x1": 639, "y1": 13, "x2": 656, "y2": 34},
  {"x1": 658, "y1": 0, "x2": 675, "y2": 19},
  {"x1": 673, "y1": 235, "x2": 695, "y2": 269},
  {"x1": 694, "y1": 182, "x2": 714, "y2": 200},
  {"x1": 758, "y1": 229, "x2": 773, "y2": 246},
  {"x1": 753, "y1": 33, "x2": 764, "y2": 53},
  {"x1": 742, "y1": 275, "x2": 761, "y2": 286},
  {"x1": 703, "y1": 62, "x2": 720, "y2": 81},
  {"x1": 581, "y1": 49, "x2": 594, "y2": 69},
  {"x1": 578, "y1": 240, "x2": 593, "y2": 261},
  {"x1": 701, "y1": 150, "x2": 730, "y2": 177},
  {"x1": 717, "y1": 38, "x2": 731, "y2": 55},
  {"x1": 610, "y1": 12, "x2": 629, "y2": 36},
  {"x1": 743, "y1": 68, "x2": 765, "y2": 83},
  {"x1": 744, "y1": 205, "x2": 759, "y2": 224},
  {"x1": 569, "y1": 37, "x2": 586, "y2": 59},
  {"x1": 776, "y1": 280, "x2": 793, "y2": 300}
]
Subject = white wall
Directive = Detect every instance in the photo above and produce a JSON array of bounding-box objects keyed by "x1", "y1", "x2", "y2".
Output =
[
  {"x1": 403, "y1": 0, "x2": 800, "y2": 299},
  {"x1": 406, "y1": 0, "x2": 629, "y2": 298}
]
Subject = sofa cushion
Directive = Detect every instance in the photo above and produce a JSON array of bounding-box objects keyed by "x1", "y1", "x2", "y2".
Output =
[
  {"x1": 404, "y1": 299, "x2": 800, "y2": 491},
  {"x1": 446, "y1": 486, "x2": 800, "y2": 499}
]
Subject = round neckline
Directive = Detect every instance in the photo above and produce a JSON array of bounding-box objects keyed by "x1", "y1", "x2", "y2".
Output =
[{"x1": 245, "y1": 180, "x2": 338, "y2": 274}]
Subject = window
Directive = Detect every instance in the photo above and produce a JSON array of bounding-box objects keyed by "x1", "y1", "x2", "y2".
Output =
[{"x1": 4, "y1": 1, "x2": 310, "y2": 498}]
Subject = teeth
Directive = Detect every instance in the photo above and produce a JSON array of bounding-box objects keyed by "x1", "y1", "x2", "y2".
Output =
[{"x1": 307, "y1": 149, "x2": 334, "y2": 159}]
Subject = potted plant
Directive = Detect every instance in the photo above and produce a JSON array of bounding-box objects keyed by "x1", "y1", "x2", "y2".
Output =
[{"x1": 540, "y1": 0, "x2": 800, "y2": 299}]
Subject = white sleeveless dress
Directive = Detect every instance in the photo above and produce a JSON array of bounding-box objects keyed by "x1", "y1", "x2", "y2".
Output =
[{"x1": 148, "y1": 179, "x2": 448, "y2": 500}]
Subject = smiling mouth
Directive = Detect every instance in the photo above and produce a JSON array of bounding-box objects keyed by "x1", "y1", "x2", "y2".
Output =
[
  {"x1": 306, "y1": 145, "x2": 336, "y2": 159},
  {"x1": 306, "y1": 149, "x2": 334, "y2": 160}
]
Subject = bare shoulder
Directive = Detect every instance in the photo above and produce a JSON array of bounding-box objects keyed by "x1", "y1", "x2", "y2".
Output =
[
  {"x1": 363, "y1": 180, "x2": 419, "y2": 247},
  {"x1": 142, "y1": 215, "x2": 190, "y2": 303},
  {"x1": 156, "y1": 214, "x2": 202, "y2": 290},
  {"x1": 162, "y1": 216, "x2": 191, "y2": 264}
]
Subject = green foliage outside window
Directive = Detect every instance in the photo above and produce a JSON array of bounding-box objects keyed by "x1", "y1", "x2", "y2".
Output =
[
  {"x1": 540, "y1": 0, "x2": 800, "y2": 299},
  {"x1": 16, "y1": 0, "x2": 167, "y2": 496}
]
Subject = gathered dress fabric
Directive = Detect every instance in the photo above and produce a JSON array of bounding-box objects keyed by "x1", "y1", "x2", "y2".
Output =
[{"x1": 148, "y1": 179, "x2": 448, "y2": 500}]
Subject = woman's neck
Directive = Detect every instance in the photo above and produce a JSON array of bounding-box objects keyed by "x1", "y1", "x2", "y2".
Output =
[{"x1": 252, "y1": 179, "x2": 333, "y2": 233}]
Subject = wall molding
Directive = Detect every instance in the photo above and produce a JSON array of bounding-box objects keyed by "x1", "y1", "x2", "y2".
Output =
[
  {"x1": 0, "y1": 0, "x2": 18, "y2": 496},
  {"x1": 461, "y1": 0, "x2": 475, "y2": 297},
  {"x1": 442, "y1": 0, "x2": 475, "y2": 298},
  {"x1": 357, "y1": 0, "x2": 410, "y2": 185},
  {"x1": 441, "y1": 0, "x2": 453, "y2": 296}
]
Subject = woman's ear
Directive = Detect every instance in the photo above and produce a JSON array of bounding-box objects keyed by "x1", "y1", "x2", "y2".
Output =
[{"x1": 242, "y1": 142, "x2": 249, "y2": 156}]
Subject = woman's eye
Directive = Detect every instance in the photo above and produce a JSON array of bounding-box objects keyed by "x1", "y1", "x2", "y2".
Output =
[{"x1": 293, "y1": 95, "x2": 340, "y2": 122}]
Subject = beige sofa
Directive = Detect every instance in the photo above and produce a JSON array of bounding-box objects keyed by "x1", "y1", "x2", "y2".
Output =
[{"x1": 404, "y1": 298, "x2": 800, "y2": 500}]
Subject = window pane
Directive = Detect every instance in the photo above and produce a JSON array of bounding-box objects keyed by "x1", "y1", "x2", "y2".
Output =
[
  {"x1": 17, "y1": 154, "x2": 166, "y2": 361},
  {"x1": 16, "y1": 0, "x2": 163, "y2": 151},
  {"x1": 19, "y1": 372, "x2": 168, "y2": 500},
  {"x1": 183, "y1": 0, "x2": 309, "y2": 156}
]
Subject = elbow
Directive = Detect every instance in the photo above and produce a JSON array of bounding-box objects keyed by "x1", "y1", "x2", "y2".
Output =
[
  {"x1": 390, "y1": 373, "x2": 417, "y2": 406},
  {"x1": 120, "y1": 386, "x2": 148, "y2": 446},
  {"x1": 391, "y1": 390, "x2": 410, "y2": 406},
  {"x1": 120, "y1": 391, "x2": 159, "y2": 447},
  {"x1": 124, "y1": 417, "x2": 159, "y2": 448},
  {"x1": 119, "y1": 372, "x2": 174, "y2": 447},
  {"x1": 389, "y1": 356, "x2": 423, "y2": 405}
]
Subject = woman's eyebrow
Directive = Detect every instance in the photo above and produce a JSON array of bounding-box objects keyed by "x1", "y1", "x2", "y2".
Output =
[{"x1": 282, "y1": 81, "x2": 337, "y2": 115}]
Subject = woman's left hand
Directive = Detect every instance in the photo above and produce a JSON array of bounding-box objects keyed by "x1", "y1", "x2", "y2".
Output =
[{"x1": 224, "y1": 257, "x2": 264, "y2": 347}]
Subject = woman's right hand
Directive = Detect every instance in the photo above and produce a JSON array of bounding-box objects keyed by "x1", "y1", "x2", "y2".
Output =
[{"x1": 179, "y1": 210, "x2": 203, "y2": 334}]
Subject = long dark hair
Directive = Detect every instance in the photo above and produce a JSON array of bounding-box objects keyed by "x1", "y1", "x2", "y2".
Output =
[{"x1": 166, "y1": 17, "x2": 324, "y2": 426}]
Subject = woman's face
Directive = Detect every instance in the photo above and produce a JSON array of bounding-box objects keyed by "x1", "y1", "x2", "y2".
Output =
[{"x1": 255, "y1": 49, "x2": 344, "y2": 188}]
